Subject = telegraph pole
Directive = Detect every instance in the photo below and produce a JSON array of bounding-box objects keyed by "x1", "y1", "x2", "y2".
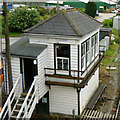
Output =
[
  {"x1": 57, "y1": 0, "x2": 59, "y2": 12},
  {"x1": 3, "y1": 2, "x2": 13, "y2": 93}
]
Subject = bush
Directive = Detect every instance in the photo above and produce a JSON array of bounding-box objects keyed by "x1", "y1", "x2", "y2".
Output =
[
  {"x1": 85, "y1": 2, "x2": 97, "y2": 18},
  {"x1": 102, "y1": 19, "x2": 113, "y2": 28},
  {"x1": 8, "y1": 7, "x2": 40, "y2": 32},
  {"x1": 79, "y1": 8, "x2": 85, "y2": 13},
  {"x1": 49, "y1": 8, "x2": 57, "y2": 15}
]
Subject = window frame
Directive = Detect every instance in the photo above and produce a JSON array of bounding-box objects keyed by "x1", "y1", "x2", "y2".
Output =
[{"x1": 54, "y1": 44, "x2": 70, "y2": 75}]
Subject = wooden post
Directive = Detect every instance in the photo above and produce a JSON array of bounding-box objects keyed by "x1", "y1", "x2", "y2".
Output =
[
  {"x1": 57, "y1": 0, "x2": 59, "y2": 12},
  {"x1": 3, "y1": 2, "x2": 13, "y2": 93}
]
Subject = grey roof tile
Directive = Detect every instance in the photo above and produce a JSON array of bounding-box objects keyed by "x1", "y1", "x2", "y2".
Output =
[{"x1": 25, "y1": 10, "x2": 102, "y2": 36}]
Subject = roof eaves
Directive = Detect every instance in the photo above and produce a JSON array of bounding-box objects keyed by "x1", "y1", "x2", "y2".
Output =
[
  {"x1": 62, "y1": 11, "x2": 83, "y2": 37},
  {"x1": 24, "y1": 12, "x2": 61, "y2": 33}
]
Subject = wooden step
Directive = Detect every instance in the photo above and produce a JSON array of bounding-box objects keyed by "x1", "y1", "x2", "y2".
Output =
[
  {"x1": 10, "y1": 115, "x2": 22, "y2": 119},
  {"x1": 21, "y1": 93, "x2": 33, "y2": 97},
  {"x1": 19, "y1": 97, "x2": 32, "y2": 102},
  {"x1": 13, "y1": 109, "x2": 24, "y2": 113}
]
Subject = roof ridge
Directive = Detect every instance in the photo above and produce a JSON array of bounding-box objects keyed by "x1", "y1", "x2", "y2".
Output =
[
  {"x1": 76, "y1": 9, "x2": 102, "y2": 25},
  {"x1": 62, "y1": 11, "x2": 82, "y2": 37},
  {"x1": 24, "y1": 12, "x2": 61, "y2": 33}
]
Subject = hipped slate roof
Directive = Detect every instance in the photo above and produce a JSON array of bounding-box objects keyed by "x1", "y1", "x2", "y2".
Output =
[
  {"x1": 24, "y1": 10, "x2": 102, "y2": 37},
  {"x1": 2, "y1": 37, "x2": 47, "y2": 58}
]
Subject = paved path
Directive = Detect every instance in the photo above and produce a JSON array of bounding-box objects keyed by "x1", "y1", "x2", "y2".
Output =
[{"x1": 96, "y1": 13, "x2": 116, "y2": 22}]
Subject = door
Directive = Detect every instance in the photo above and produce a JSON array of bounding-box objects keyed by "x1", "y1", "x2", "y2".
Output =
[{"x1": 24, "y1": 58, "x2": 34, "y2": 91}]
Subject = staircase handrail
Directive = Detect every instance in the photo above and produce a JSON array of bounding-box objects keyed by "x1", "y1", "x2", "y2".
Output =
[
  {"x1": 17, "y1": 76, "x2": 38, "y2": 119},
  {"x1": 0, "y1": 74, "x2": 22, "y2": 119}
]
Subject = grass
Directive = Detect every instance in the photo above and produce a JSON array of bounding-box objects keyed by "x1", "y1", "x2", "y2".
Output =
[
  {"x1": 101, "y1": 43, "x2": 118, "y2": 67},
  {"x1": 2, "y1": 32, "x2": 23, "y2": 38}
]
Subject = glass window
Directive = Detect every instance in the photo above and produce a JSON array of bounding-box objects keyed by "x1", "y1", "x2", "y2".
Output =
[
  {"x1": 56, "y1": 44, "x2": 70, "y2": 70},
  {"x1": 57, "y1": 45, "x2": 70, "y2": 57},
  {"x1": 63, "y1": 59, "x2": 68, "y2": 70},
  {"x1": 86, "y1": 40, "x2": 90, "y2": 52},
  {"x1": 81, "y1": 43, "x2": 85, "y2": 57},
  {"x1": 57, "y1": 58, "x2": 62, "y2": 70}
]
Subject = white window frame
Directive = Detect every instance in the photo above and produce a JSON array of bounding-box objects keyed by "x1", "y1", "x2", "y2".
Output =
[
  {"x1": 81, "y1": 42, "x2": 86, "y2": 71},
  {"x1": 86, "y1": 39, "x2": 90, "y2": 66},
  {"x1": 56, "y1": 57, "x2": 69, "y2": 70}
]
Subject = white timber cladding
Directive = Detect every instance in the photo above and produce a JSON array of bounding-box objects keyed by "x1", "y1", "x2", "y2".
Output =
[
  {"x1": 80, "y1": 68, "x2": 99, "y2": 113},
  {"x1": 2, "y1": 56, "x2": 21, "y2": 94},
  {"x1": 49, "y1": 86, "x2": 78, "y2": 115},
  {"x1": 37, "y1": 49, "x2": 49, "y2": 99}
]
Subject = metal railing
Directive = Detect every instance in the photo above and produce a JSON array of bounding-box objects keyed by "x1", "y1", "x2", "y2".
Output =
[
  {"x1": 0, "y1": 74, "x2": 22, "y2": 119},
  {"x1": 17, "y1": 76, "x2": 38, "y2": 119}
]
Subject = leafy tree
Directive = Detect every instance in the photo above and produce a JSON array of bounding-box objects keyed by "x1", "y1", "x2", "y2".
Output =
[
  {"x1": 85, "y1": 2, "x2": 97, "y2": 18},
  {"x1": 8, "y1": 7, "x2": 40, "y2": 32}
]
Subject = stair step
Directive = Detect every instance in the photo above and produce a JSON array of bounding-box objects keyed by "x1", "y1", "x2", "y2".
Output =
[
  {"x1": 10, "y1": 115, "x2": 22, "y2": 119},
  {"x1": 21, "y1": 93, "x2": 33, "y2": 97},
  {"x1": 10, "y1": 115, "x2": 17, "y2": 119},
  {"x1": 19, "y1": 97, "x2": 32, "y2": 102},
  {"x1": 13, "y1": 109, "x2": 24, "y2": 113}
]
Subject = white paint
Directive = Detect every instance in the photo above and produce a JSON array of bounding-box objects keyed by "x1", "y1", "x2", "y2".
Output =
[
  {"x1": 37, "y1": 49, "x2": 49, "y2": 99},
  {"x1": 49, "y1": 86, "x2": 78, "y2": 115},
  {"x1": 113, "y1": 16, "x2": 120, "y2": 30},
  {"x1": 80, "y1": 68, "x2": 99, "y2": 113}
]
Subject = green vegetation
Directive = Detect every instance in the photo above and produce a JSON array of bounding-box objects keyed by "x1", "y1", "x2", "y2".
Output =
[
  {"x1": 1, "y1": 7, "x2": 57, "y2": 37},
  {"x1": 102, "y1": 19, "x2": 113, "y2": 28},
  {"x1": 78, "y1": 8, "x2": 85, "y2": 13},
  {"x1": 2, "y1": 32, "x2": 22, "y2": 37},
  {"x1": 85, "y1": 2, "x2": 97, "y2": 18},
  {"x1": 8, "y1": 7, "x2": 40, "y2": 32},
  {"x1": 101, "y1": 43, "x2": 118, "y2": 67},
  {"x1": 100, "y1": 28, "x2": 119, "y2": 69},
  {"x1": 112, "y1": 29, "x2": 120, "y2": 44}
]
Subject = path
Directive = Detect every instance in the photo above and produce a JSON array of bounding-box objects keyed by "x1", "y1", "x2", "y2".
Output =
[{"x1": 96, "y1": 13, "x2": 116, "y2": 22}]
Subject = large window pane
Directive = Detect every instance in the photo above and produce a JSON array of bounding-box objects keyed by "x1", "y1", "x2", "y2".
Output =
[{"x1": 57, "y1": 45, "x2": 70, "y2": 57}]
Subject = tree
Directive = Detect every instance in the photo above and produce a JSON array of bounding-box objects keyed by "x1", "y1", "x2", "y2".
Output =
[
  {"x1": 8, "y1": 7, "x2": 40, "y2": 32},
  {"x1": 85, "y1": 2, "x2": 97, "y2": 18}
]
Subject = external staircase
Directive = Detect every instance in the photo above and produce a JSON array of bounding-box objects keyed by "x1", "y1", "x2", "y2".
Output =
[
  {"x1": 10, "y1": 93, "x2": 33, "y2": 119},
  {"x1": 0, "y1": 74, "x2": 43, "y2": 119}
]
